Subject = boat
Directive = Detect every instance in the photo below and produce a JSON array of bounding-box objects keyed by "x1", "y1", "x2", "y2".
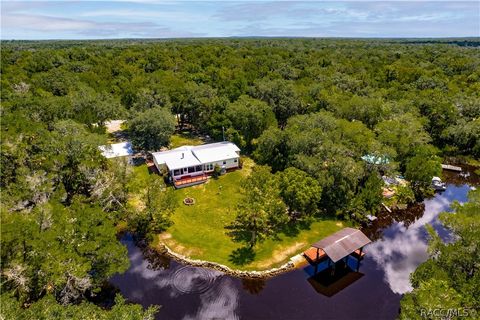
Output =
[
  {"x1": 431, "y1": 176, "x2": 446, "y2": 191},
  {"x1": 441, "y1": 164, "x2": 462, "y2": 172}
]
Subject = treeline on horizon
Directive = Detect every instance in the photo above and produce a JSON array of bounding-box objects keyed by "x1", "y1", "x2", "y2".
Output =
[
  {"x1": 2, "y1": 36, "x2": 480, "y2": 47},
  {"x1": 1, "y1": 38, "x2": 479, "y2": 319}
]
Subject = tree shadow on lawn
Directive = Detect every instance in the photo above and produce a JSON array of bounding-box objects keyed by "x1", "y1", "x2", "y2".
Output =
[
  {"x1": 277, "y1": 218, "x2": 314, "y2": 239},
  {"x1": 277, "y1": 214, "x2": 339, "y2": 240},
  {"x1": 228, "y1": 246, "x2": 256, "y2": 266},
  {"x1": 225, "y1": 225, "x2": 256, "y2": 266},
  {"x1": 225, "y1": 224, "x2": 251, "y2": 243}
]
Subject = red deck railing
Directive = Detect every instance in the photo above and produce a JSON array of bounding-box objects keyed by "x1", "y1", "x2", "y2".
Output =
[{"x1": 174, "y1": 174, "x2": 208, "y2": 187}]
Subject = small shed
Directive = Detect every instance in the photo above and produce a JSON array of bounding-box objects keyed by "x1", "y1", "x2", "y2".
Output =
[{"x1": 99, "y1": 142, "x2": 134, "y2": 159}]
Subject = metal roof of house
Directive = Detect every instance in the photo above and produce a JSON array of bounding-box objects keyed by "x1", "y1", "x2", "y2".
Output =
[
  {"x1": 311, "y1": 228, "x2": 371, "y2": 262},
  {"x1": 151, "y1": 142, "x2": 240, "y2": 171},
  {"x1": 191, "y1": 142, "x2": 240, "y2": 164},
  {"x1": 99, "y1": 142, "x2": 134, "y2": 158},
  {"x1": 151, "y1": 146, "x2": 201, "y2": 170}
]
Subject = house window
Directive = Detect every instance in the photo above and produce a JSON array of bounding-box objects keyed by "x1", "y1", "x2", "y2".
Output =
[
  {"x1": 234, "y1": 159, "x2": 238, "y2": 163},
  {"x1": 183, "y1": 168, "x2": 188, "y2": 174},
  {"x1": 223, "y1": 161, "x2": 227, "y2": 165},
  {"x1": 195, "y1": 165, "x2": 202, "y2": 172},
  {"x1": 205, "y1": 163, "x2": 213, "y2": 171},
  {"x1": 188, "y1": 166, "x2": 195, "y2": 173},
  {"x1": 173, "y1": 169, "x2": 181, "y2": 176}
]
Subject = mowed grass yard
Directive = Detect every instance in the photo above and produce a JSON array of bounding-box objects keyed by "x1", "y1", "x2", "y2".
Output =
[
  {"x1": 146, "y1": 157, "x2": 345, "y2": 271},
  {"x1": 169, "y1": 132, "x2": 204, "y2": 149}
]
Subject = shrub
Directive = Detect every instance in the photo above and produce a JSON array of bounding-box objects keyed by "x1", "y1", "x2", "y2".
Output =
[{"x1": 213, "y1": 164, "x2": 222, "y2": 179}]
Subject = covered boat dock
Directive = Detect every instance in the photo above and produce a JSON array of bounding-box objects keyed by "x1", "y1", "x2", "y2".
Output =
[{"x1": 304, "y1": 227, "x2": 371, "y2": 272}]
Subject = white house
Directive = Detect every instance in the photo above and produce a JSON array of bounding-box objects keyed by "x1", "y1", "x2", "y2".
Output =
[
  {"x1": 99, "y1": 141, "x2": 134, "y2": 158},
  {"x1": 151, "y1": 142, "x2": 240, "y2": 188}
]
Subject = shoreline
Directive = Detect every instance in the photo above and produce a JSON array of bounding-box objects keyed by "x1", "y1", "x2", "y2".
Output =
[
  {"x1": 132, "y1": 164, "x2": 480, "y2": 279},
  {"x1": 134, "y1": 203, "x2": 425, "y2": 278},
  {"x1": 152, "y1": 242, "x2": 299, "y2": 279}
]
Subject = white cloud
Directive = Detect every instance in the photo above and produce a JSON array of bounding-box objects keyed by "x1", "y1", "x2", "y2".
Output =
[
  {"x1": 367, "y1": 194, "x2": 452, "y2": 294},
  {"x1": 78, "y1": 9, "x2": 206, "y2": 22},
  {"x1": 183, "y1": 277, "x2": 240, "y2": 320},
  {"x1": 1, "y1": 13, "x2": 206, "y2": 39},
  {"x1": 1, "y1": 1, "x2": 478, "y2": 39},
  {"x1": 122, "y1": 245, "x2": 239, "y2": 318},
  {"x1": 2, "y1": 14, "x2": 95, "y2": 31},
  {"x1": 396, "y1": 14, "x2": 447, "y2": 22}
]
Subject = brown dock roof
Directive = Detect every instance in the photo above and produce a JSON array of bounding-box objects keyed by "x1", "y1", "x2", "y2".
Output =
[{"x1": 311, "y1": 227, "x2": 371, "y2": 262}]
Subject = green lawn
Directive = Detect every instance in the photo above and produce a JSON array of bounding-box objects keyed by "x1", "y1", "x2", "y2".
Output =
[
  {"x1": 127, "y1": 164, "x2": 151, "y2": 194},
  {"x1": 169, "y1": 133, "x2": 204, "y2": 149},
  {"x1": 152, "y1": 157, "x2": 345, "y2": 271}
]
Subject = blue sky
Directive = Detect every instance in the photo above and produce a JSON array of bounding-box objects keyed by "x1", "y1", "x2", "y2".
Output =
[{"x1": 1, "y1": 1, "x2": 479, "y2": 39}]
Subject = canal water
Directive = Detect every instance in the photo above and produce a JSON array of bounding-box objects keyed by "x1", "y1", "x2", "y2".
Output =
[{"x1": 110, "y1": 169, "x2": 478, "y2": 320}]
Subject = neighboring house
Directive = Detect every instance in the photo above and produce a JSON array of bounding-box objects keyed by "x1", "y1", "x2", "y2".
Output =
[
  {"x1": 361, "y1": 154, "x2": 390, "y2": 165},
  {"x1": 152, "y1": 142, "x2": 240, "y2": 188},
  {"x1": 99, "y1": 141, "x2": 134, "y2": 158}
]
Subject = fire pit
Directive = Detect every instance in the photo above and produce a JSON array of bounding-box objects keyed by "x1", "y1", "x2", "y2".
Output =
[{"x1": 183, "y1": 197, "x2": 195, "y2": 206}]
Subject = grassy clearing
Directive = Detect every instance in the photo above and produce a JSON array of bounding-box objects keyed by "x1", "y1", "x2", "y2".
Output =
[
  {"x1": 126, "y1": 164, "x2": 151, "y2": 211},
  {"x1": 154, "y1": 157, "x2": 344, "y2": 270},
  {"x1": 169, "y1": 133, "x2": 204, "y2": 149},
  {"x1": 126, "y1": 157, "x2": 345, "y2": 270}
]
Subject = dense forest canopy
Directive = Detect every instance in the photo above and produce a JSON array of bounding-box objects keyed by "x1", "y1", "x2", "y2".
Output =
[
  {"x1": 2, "y1": 38, "x2": 478, "y2": 151},
  {"x1": 1, "y1": 38, "x2": 479, "y2": 318}
]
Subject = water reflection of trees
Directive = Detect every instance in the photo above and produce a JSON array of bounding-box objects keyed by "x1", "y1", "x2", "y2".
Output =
[
  {"x1": 143, "y1": 247, "x2": 171, "y2": 271},
  {"x1": 361, "y1": 203, "x2": 425, "y2": 241},
  {"x1": 242, "y1": 278, "x2": 266, "y2": 295},
  {"x1": 87, "y1": 282, "x2": 120, "y2": 309},
  {"x1": 363, "y1": 167, "x2": 479, "y2": 242},
  {"x1": 442, "y1": 165, "x2": 480, "y2": 186}
]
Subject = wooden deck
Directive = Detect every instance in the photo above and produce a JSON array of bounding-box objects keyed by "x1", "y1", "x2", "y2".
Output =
[
  {"x1": 304, "y1": 247, "x2": 327, "y2": 264},
  {"x1": 171, "y1": 166, "x2": 240, "y2": 188},
  {"x1": 174, "y1": 174, "x2": 208, "y2": 188}
]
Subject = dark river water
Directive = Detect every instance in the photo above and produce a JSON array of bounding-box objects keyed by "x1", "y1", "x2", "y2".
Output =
[{"x1": 110, "y1": 169, "x2": 478, "y2": 320}]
